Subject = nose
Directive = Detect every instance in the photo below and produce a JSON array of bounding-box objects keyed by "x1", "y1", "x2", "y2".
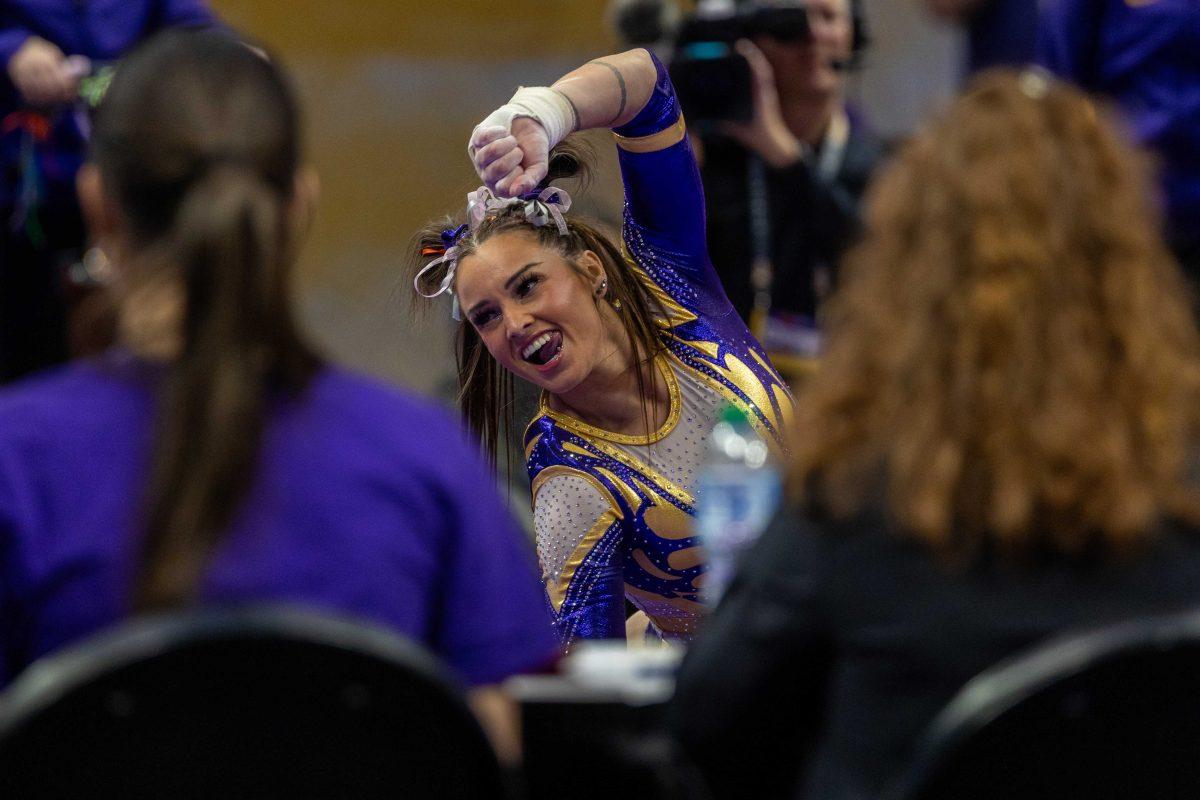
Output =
[{"x1": 505, "y1": 306, "x2": 534, "y2": 340}]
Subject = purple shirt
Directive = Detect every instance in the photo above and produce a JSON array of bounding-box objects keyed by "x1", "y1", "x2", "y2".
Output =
[
  {"x1": 1038, "y1": 0, "x2": 1200, "y2": 247},
  {"x1": 1, "y1": 0, "x2": 220, "y2": 208},
  {"x1": 0, "y1": 352, "x2": 559, "y2": 687}
]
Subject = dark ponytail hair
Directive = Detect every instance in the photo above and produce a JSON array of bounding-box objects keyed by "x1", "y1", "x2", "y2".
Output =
[
  {"x1": 93, "y1": 30, "x2": 320, "y2": 610},
  {"x1": 407, "y1": 138, "x2": 669, "y2": 464}
]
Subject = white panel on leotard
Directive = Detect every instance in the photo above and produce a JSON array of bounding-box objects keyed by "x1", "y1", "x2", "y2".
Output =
[{"x1": 533, "y1": 472, "x2": 612, "y2": 586}]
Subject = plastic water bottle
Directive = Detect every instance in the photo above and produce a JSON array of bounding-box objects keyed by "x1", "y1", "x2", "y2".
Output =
[{"x1": 694, "y1": 403, "x2": 782, "y2": 604}]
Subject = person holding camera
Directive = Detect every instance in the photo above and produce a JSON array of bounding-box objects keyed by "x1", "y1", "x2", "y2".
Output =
[{"x1": 687, "y1": 0, "x2": 882, "y2": 378}]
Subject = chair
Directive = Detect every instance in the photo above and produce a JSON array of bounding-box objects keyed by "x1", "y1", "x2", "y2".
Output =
[
  {"x1": 888, "y1": 610, "x2": 1200, "y2": 800},
  {"x1": 0, "y1": 606, "x2": 505, "y2": 799}
]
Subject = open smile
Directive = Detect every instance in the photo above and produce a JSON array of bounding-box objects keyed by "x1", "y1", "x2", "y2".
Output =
[{"x1": 520, "y1": 330, "x2": 564, "y2": 372}]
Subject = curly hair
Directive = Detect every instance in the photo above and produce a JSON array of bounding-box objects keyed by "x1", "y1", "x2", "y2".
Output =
[{"x1": 791, "y1": 69, "x2": 1200, "y2": 557}]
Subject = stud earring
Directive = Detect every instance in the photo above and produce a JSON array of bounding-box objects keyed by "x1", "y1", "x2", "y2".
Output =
[{"x1": 597, "y1": 278, "x2": 608, "y2": 297}]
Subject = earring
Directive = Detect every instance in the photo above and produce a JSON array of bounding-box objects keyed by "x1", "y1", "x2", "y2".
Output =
[
  {"x1": 68, "y1": 245, "x2": 114, "y2": 287},
  {"x1": 597, "y1": 278, "x2": 608, "y2": 297},
  {"x1": 611, "y1": 297, "x2": 623, "y2": 311}
]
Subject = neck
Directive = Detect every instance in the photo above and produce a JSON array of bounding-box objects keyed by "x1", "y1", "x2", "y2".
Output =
[
  {"x1": 117, "y1": 276, "x2": 183, "y2": 362},
  {"x1": 549, "y1": 308, "x2": 667, "y2": 435},
  {"x1": 782, "y1": 93, "x2": 842, "y2": 148}
]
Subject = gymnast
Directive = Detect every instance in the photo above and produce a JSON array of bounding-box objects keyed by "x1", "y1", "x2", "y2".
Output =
[{"x1": 411, "y1": 47, "x2": 793, "y2": 643}]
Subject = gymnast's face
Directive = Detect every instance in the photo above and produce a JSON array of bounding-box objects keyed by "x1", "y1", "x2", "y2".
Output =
[{"x1": 456, "y1": 231, "x2": 614, "y2": 395}]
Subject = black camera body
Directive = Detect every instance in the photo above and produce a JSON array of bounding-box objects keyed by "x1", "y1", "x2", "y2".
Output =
[{"x1": 667, "y1": 1, "x2": 866, "y2": 126}]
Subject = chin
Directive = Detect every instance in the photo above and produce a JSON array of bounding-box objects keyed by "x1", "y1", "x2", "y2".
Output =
[{"x1": 531, "y1": 368, "x2": 582, "y2": 397}]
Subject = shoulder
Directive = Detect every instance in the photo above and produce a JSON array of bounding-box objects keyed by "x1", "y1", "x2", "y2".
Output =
[
  {"x1": 308, "y1": 367, "x2": 457, "y2": 428},
  {"x1": 746, "y1": 503, "x2": 895, "y2": 583},
  {"x1": 532, "y1": 466, "x2": 615, "y2": 508},
  {"x1": 306, "y1": 368, "x2": 472, "y2": 447},
  {"x1": 282, "y1": 366, "x2": 490, "y2": 485},
  {"x1": 0, "y1": 356, "x2": 150, "y2": 449},
  {"x1": 841, "y1": 121, "x2": 886, "y2": 185},
  {"x1": 524, "y1": 417, "x2": 622, "y2": 508}
]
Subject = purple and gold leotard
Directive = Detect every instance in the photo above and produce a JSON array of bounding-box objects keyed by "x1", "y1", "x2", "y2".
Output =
[{"x1": 525, "y1": 55, "x2": 793, "y2": 643}]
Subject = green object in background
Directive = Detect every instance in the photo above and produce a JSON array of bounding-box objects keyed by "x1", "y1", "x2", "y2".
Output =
[{"x1": 79, "y1": 66, "x2": 116, "y2": 108}]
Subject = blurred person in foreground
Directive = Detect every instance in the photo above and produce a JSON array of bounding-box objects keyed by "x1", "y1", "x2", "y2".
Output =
[
  {"x1": 0, "y1": 30, "x2": 558, "y2": 762},
  {"x1": 696, "y1": 0, "x2": 882, "y2": 378},
  {"x1": 1, "y1": 0, "x2": 223, "y2": 383},
  {"x1": 1039, "y1": 0, "x2": 1200, "y2": 284},
  {"x1": 670, "y1": 69, "x2": 1200, "y2": 799}
]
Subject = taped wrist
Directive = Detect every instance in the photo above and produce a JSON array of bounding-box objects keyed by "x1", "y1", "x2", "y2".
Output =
[{"x1": 468, "y1": 86, "x2": 575, "y2": 157}]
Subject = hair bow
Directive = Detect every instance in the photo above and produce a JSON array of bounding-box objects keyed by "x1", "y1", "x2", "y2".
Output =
[
  {"x1": 466, "y1": 185, "x2": 573, "y2": 236},
  {"x1": 413, "y1": 223, "x2": 469, "y2": 319},
  {"x1": 413, "y1": 185, "x2": 573, "y2": 321}
]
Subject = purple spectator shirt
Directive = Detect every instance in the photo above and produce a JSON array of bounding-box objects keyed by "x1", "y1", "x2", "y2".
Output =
[
  {"x1": 1, "y1": 0, "x2": 220, "y2": 208},
  {"x1": 0, "y1": 351, "x2": 559, "y2": 687},
  {"x1": 1038, "y1": 0, "x2": 1200, "y2": 248}
]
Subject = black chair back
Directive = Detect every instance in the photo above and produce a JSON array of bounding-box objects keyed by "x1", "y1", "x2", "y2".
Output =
[
  {"x1": 890, "y1": 610, "x2": 1200, "y2": 800},
  {"x1": 0, "y1": 606, "x2": 504, "y2": 799}
]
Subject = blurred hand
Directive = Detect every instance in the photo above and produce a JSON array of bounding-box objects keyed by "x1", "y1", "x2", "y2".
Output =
[
  {"x1": 469, "y1": 116, "x2": 550, "y2": 197},
  {"x1": 723, "y1": 40, "x2": 805, "y2": 169},
  {"x1": 7, "y1": 37, "x2": 79, "y2": 107}
]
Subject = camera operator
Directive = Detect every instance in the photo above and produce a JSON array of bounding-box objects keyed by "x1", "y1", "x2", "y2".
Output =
[{"x1": 675, "y1": 0, "x2": 882, "y2": 379}]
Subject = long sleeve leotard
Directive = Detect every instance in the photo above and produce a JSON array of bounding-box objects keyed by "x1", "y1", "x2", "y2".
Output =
[{"x1": 526, "y1": 55, "x2": 794, "y2": 643}]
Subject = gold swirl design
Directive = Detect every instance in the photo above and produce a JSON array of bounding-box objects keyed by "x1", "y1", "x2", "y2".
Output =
[
  {"x1": 632, "y1": 549, "x2": 681, "y2": 581},
  {"x1": 670, "y1": 346, "x2": 791, "y2": 457}
]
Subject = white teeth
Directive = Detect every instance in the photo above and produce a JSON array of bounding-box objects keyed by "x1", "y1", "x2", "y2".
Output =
[{"x1": 522, "y1": 332, "x2": 553, "y2": 360}]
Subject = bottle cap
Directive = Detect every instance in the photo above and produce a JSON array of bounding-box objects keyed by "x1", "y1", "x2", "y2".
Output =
[{"x1": 717, "y1": 402, "x2": 751, "y2": 427}]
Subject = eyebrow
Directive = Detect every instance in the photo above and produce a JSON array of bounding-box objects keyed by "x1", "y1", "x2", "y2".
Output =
[
  {"x1": 504, "y1": 261, "x2": 543, "y2": 290},
  {"x1": 466, "y1": 261, "x2": 543, "y2": 318}
]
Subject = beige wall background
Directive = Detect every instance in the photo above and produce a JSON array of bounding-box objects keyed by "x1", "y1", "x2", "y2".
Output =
[
  {"x1": 208, "y1": 1, "x2": 961, "y2": 403},
  {"x1": 207, "y1": 1, "x2": 623, "y2": 403}
]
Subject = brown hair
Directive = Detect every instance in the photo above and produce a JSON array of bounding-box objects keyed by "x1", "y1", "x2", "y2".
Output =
[
  {"x1": 93, "y1": 30, "x2": 320, "y2": 609},
  {"x1": 791, "y1": 69, "x2": 1200, "y2": 557},
  {"x1": 407, "y1": 141, "x2": 669, "y2": 464}
]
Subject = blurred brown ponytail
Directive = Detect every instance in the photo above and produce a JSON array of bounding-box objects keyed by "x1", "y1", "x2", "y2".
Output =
[{"x1": 93, "y1": 30, "x2": 319, "y2": 610}]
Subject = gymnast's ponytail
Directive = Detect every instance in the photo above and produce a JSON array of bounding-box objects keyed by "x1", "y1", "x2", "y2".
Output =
[{"x1": 92, "y1": 30, "x2": 319, "y2": 610}]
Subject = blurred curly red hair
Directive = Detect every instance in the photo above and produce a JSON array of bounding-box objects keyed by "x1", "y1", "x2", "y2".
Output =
[{"x1": 791, "y1": 70, "x2": 1200, "y2": 556}]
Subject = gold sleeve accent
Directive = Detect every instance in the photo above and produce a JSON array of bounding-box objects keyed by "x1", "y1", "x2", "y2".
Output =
[
  {"x1": 613, "y1": 115, "x2": 687, "y2": 154},
  {"x1": 531, "y1": 465, "x2": 623, "y2": 519},
  {"x1": 547, "y1": 510, "x2": 620, "y2": 613},
  {"x1": 627, "y1": 261, "x2": 697, "y2": 327}
]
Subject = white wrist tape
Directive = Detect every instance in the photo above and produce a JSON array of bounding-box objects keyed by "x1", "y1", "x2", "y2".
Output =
[{"x1": 468, "y1": 86, "x2": 575, "y2": 158}]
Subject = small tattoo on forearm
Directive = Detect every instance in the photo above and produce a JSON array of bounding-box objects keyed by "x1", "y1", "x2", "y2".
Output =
[
  {"x1": 589, "y1": 59, "x2": 627, "y2": 125},
  {"x1": 551, "y1": 87, "x2": 582, "y2": 133}
]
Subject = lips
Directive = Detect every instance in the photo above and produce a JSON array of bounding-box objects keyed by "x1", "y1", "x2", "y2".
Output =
[{"x1": 519, "y1": 330, "x2": 564, "y2": 372}]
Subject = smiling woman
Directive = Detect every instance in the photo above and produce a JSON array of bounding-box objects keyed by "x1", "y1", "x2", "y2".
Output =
[{"x1": 409, "y1": 48, "x2": 793, "y2": 644}]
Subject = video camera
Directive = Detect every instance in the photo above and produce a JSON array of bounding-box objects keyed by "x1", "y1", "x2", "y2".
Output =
[
  {"x1": 667, "y1": 0, "x2": 864, "y2": 126},
  {"x1": 668, "y1": 3, "x2": 814, "y2": 125}
]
